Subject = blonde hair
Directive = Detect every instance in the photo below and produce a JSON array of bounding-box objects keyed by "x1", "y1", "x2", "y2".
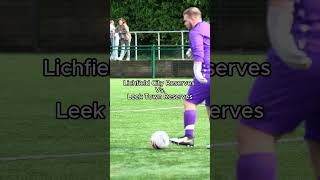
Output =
[
  {"x1": 183, "y1": 7, "x2": 202, "y2": 18},
  {"x1": 118, "y1": 18, "x2": 127, "y2": 24}
]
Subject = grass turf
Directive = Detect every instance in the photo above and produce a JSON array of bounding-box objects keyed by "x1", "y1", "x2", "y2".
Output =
[
  {"x1": 0, "y1": 53, "x2": 108, "y2": 180},
  {"x1": 110, "y1": 78, "x2": 210, "y2": 179},
  {"x1": 0, "y1": 53, "x2": 314, "y2": 180}
]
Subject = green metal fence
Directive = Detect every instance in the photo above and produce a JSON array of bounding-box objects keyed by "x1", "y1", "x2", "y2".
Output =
[{"x1": 110, "y1": 45, "x2": 191, "y2": 78}]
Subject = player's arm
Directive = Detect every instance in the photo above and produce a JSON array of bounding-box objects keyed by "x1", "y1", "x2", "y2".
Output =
[
  {"x1": 193, "y1": 61, "x2": 207, "y2": 84},
  {"x1": 189, "y1": 31, "x2": 207, "y2": 83},
  {"x1": 267, "y1": 0, "x2": 312, "y2": 69},
  {"x1": 189, "y1": 31, "x2": 204, "y2": 62}
]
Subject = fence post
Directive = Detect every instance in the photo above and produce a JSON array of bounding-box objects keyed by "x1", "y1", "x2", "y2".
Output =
[
  {"x1": 181, "y1": 32, "x2": 185, "y2": 60},
  {"x1": 157, "y1": 32, "x2": 161, "y2": 60},
  {"x1": 135, "y1": 33, "x2": 138, "y2": 60},
  {"x1": 151, "y1": 45, "x2": 156, "y2": 79}
]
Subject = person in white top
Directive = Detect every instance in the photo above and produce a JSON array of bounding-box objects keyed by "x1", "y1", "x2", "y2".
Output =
[{"x1": 110, "y1": 20, "x2": 120, "y2": 60}]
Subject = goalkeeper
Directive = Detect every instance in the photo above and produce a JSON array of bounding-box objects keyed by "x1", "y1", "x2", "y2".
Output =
[{"x1": 170, "y1": 7, "x2": 211, "y2": 148}]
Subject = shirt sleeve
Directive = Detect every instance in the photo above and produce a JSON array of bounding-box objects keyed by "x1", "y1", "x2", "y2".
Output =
[
  {"x1": 124, "y1": 25, "x2": 130, "y2": 33},
  {"x1": 189, "y1": 30, "x2": 204, "y2": 62}
]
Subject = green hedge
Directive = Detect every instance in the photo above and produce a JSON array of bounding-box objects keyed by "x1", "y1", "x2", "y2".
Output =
[{"x1": 111, "y1": 0, "x2": 209, "y2": 45}]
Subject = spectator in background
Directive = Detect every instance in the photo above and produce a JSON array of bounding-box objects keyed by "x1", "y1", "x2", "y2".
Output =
[
  {"x1": 116, "y1": 18, "x2": 131, "y2": 61},
  {"x1": 110, "y1": 20, "x2": 119, "y2": 60}
]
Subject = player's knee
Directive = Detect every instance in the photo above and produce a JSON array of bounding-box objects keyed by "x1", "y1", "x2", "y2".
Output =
[
  {"x1": 307, "y1": 140, "x2": 320, "y2": 152},
  {"x1": 237, "y1": 124, "x2": 276, "y2": 154},
  {"x1": 307, "y1": 140, "x2": 320, "y2": 176},
  {"x1": 184, "y1": 101, "x2": 196, "y2": 111}
]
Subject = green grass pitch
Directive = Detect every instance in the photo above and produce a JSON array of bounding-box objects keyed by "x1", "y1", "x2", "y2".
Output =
[
  {"x1": 0, "y1": 53, "x2": 314, "y2": 180},
  {"x1": 110, "y1": 78, "x2": 210, "y2": 179},
  {"x1": 0, "y1": 53, "x2": 108, "y2": 180}
]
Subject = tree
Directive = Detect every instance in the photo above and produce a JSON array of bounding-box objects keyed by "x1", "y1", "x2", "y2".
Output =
[{"x1": 111, "y1": 0, "x2": 209, "y2": 45}]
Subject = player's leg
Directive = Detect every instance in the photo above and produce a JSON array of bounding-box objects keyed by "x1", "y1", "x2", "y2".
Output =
[
  {"x1": 238, "y1": 124, "x2": 277, "y2": 154},
  {"x1": 237, "y1": 87, "x2": 301, "y2": 180},
  {"x1": 177, "y1": 76, "x2": 210, "y2": 146},
  {"x1": 183, "y1": 100, "x2": 197, "y2": 139},
  {"x1": 169, "y1": 80, "x2": 200, "y2": 147},
  {"x1": 305, "y1": 115, "x2": 320, "y2": 179},
  {"x1": 237, "y1": 101, "x2": 302, "y2": 180},
  {"x1": 170, "y1": 76, "x2": 210, "y2": 147},
  {"x1": 237, "y1": 124, "x2": 278, "y2": 180},
  {"x1": 307, "y1": 141, "x2": 320, "y2": 179},
  {"x1": 236, "y1": 48, "x2": 308, "y2": 180},
  {"x1": 169, "y1": 100, "x2": 197, "y2": 146},
  {"x1": 182, "y1": 77, "x2": 210, "y2": 141}
]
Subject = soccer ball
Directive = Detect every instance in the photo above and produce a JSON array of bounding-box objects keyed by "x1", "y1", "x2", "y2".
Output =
[{"x1": 150, "y1": 131, "x2": 169, "y2": 149}]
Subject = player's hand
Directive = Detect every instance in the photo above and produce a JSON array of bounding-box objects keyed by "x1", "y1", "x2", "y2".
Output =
[
  {"x1": 197, "y1": 77, "x2": 208, "y2": 84},
  {"x1": 186, "y1": 48, "x2": 193, "y2": 59},
  {"x1": 282, "y1": 53, "x2": 312, "y2": 70}
]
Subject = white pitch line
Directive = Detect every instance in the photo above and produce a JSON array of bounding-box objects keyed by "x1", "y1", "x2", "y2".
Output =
[
  {"x1": 0, "y1": 152, "x2": 108, "y2": 161},
  {"x1": 110, "y1": 105, "x2": 205, "y2": 113},
  {"x1": 0, "y1": 138, "x2": 304, "y2": 162},
  {"x1": 214, "y1": 137, "x2": 304, "y2": 148}
]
